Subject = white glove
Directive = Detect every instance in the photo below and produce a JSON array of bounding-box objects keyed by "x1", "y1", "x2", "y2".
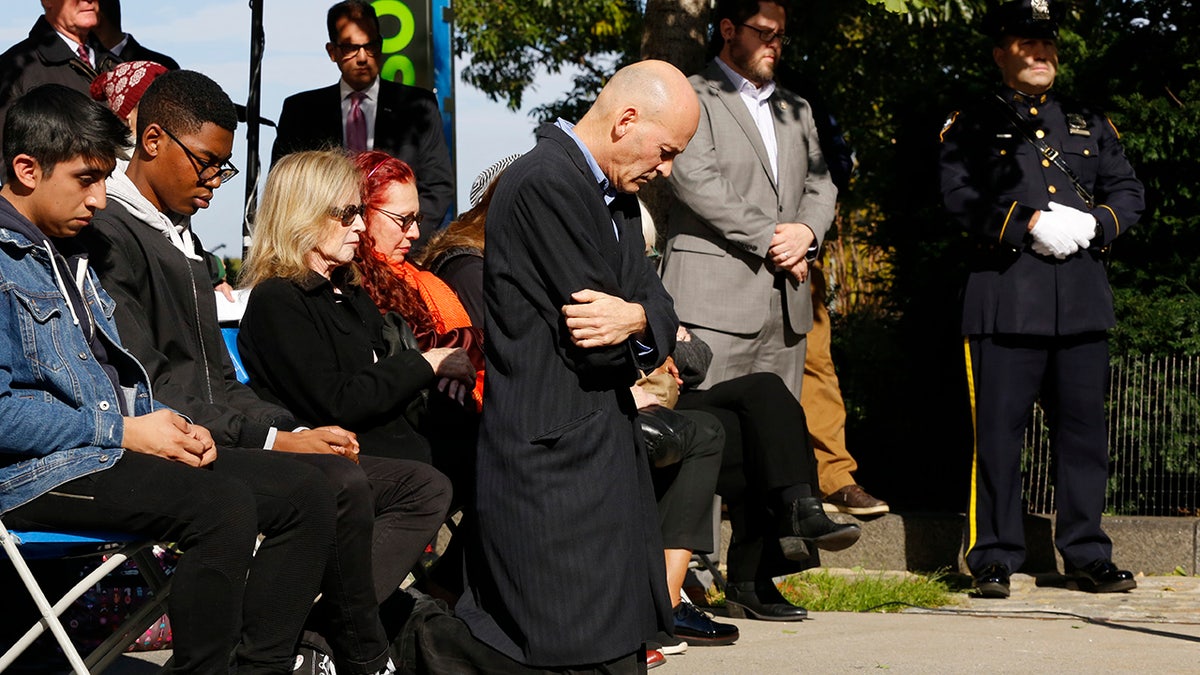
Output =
[
  {"x1": 1030, "y1": 208, "x2": 1080, "y2": 259},
  {"x1": 1030, "y1": 238, "x2": 1056, "y2": 258},
  {"x1": 1047, "y1": 201, "x2": 1098, "y2": 249}
]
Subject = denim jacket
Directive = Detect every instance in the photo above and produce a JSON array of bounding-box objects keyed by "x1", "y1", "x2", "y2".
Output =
[{"x1": 0, "y1": 207, "x2": 164, "y2": 514}]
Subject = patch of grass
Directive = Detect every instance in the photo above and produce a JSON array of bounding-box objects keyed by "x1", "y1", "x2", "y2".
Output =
[{"x1": 774, "y1": 569, "x2": 963, "y2": 612}]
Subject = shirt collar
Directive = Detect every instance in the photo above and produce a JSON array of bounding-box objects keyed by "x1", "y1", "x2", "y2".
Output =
[
  {"x1": 53, "y1": 29, "x2": 88, "y2": 59},
  {"x1": 554, "y1": 118, "x2": 617, "y2": 205},
  {"x1": 109, "y1": 33, "x2": 130, "y2": 57},
  {"x1": 715, "y1": 57, "x2": 776, "y2": 103},
  {"x1": 339, "y1": 76, "x2": 380, "y2": 101}
]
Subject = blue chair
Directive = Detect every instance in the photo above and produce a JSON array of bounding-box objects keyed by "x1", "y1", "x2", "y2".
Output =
[
  {"x1": 222, "y1": 326, "x2": 250, "y2": 384},
  {"x1": 0, "y1": 518, "x2": 171, "y2": 674}
]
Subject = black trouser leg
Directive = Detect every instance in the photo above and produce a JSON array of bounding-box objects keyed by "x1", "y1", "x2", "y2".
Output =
[
  {"x1": 290, "y1": 454, "x2": 450, "y2": 668},
  {"x1": 650, "y1": 409, "x2": 723, "y2": 553},
  {"x1": 359, "y1": 455, "x2": 452, "y2": 601},
  {"x1": 964, "y1": 335, "x2": 1046, "y2": 575},
  {"x1": 7, "y1": 448, "x2": 334, "y2": 675},
  {"x1": 214, "y1": 449, "x2": 337, "y2": 675},
  {"x1": 1044, "y1": 333, "x2": 1113, "y2": 568},
  {"x1": 679, "y1": 372, "x2": 814, "y2": 491},
  {"x1": 283, "y1": 453, "x2": 390, "y2": 674},
  {"x1": 678, "y1": 373, "x2": 819, "y2": 585}
]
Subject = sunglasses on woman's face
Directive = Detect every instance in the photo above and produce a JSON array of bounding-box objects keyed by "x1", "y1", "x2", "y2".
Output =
[
  {"x1": 328, "y1": 204, "x2": 366, "y2": 227},
  {"x1": 372, "y1": 206, "x2": 424, "y2": 234}
]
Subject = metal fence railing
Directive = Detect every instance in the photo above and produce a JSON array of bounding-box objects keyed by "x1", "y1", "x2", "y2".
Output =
[{"x1": 1022, "y1": 354, "x2": 1200, "y2": 517}]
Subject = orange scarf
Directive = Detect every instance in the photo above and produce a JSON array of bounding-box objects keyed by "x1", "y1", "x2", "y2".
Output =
[
  {"x1": 389, "y1": 260, "x2": 473, "y2": 332},
  {"x1": 389, "y1": 259, "x2": 485, "y2": 410}
]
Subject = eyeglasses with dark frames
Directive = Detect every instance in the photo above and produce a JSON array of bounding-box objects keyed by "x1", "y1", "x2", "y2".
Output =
[
  {"x1": 371, "y1": 206, "x2": 423, "y2": 234},
  {"x1": 740, "y1": 23, "x2": 791, "y2": 46},
  {"x1": 334, "y1": 41, "x2": 382, "y2": 59},
  {"x1": 328, "y1": 204, "x2": 366, "y2": 227},
  {"x1": 160, "y1": 127, "x2": 239, "y2": 184}
]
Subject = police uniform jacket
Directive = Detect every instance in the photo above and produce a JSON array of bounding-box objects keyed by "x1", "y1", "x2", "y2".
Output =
[{"x1": 939, "y1": 87, "x2": 1145, "y2": 336}]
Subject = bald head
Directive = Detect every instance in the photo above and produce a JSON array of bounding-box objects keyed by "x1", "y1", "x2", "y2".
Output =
[
  {"x1": 575, "y1": 59, "x2": 700, "y2": 194},
  {"x1": 591, "y1": 60, "x2": 698, "y2": 123}
]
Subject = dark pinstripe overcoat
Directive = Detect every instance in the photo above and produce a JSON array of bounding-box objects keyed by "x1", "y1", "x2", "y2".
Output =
[{"x1": 456, "y1": 123, "x2": 678, "y2": 667}]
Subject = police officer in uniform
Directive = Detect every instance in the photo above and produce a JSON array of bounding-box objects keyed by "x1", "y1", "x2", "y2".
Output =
[{"x1": 939, "y1": 0, "x2": 1145, "y2": 598}]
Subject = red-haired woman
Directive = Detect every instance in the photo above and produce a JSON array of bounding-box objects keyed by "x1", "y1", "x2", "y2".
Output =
[{"x1": 353, "y1": 151, "x2": 485, "y2": 412}]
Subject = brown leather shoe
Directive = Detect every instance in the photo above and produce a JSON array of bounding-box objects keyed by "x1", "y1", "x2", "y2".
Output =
[{"x1": 822, "y1": 485, "x2": 889, "y2": 515}]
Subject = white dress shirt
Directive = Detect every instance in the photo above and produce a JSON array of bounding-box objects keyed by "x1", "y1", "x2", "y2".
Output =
[
  {"x1": 339, "y1": 77, "x2": 380, "y2": 151},
  {"x1": 715, "y1": 57, "x2": 779, "y2": 184},
  {"x1": 54, "y1": 30, "x2": 92, "y2": 68}
]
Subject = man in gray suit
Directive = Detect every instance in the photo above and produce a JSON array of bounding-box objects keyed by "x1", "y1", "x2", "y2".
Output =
[{"x1": 662, "y1": 0, "x2": 836, "y2": 400}]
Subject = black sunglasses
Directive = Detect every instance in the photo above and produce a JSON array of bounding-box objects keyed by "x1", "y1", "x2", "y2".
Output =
[
  {"x1": 328, "y1": 204, "x2": 366, "y2": 226},
  {"x1": 334, "y1": 40, "x2": 382, "y2": 58},
  {"x1": 160, "y1": 127, "x2": 239, "y2": 184},
  {"x1": 372, "y1": 206, "x2": 423, "y2": 234}
]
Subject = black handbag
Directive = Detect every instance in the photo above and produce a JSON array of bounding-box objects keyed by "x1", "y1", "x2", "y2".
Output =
[
  {"x1": 638, "y1": 405, "x2": 694, "y2": 468},
  {"x1": 379, "y1": 310, "x2": 429, "y2": 426}
]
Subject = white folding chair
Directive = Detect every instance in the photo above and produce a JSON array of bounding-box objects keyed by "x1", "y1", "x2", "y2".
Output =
[{"x1": 0, "y1": 518, "x2": 172, "y2": 674}]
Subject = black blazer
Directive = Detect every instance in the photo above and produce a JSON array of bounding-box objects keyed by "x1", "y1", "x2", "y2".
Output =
[
  {"x1": 237, "y1": 272, "x2": 436, "y2": 462},
  {"x1": 271, "y1": 78, "x2": 455, "y2": 225},
  {"x1": 113, "y1": 34, "x2": 180, "y2": 70},
  {"x1": 456, "y1": 123, "x2": 677, "y2": 667},
  {"x1": 85, "y1": 201, "x2": 292, "y2": 449}
]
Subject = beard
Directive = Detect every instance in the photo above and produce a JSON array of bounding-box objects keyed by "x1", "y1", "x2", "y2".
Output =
[{"x1": 729, "y1": 41, "x2": 777, "y2": 86}]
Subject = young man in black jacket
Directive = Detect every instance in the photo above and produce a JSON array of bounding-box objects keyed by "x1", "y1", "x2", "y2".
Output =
[{"x1": 82, "y1": 70, "x2": 450, "y2": 674}]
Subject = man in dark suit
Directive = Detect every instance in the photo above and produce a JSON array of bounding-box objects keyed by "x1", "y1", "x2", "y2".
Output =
[
  {"x1": 271, "y1": 0, "x2": 454, "y2": 228},
  {"x1": 455, "y1": 60, "x2": 698, "y2": 672},
  {"x1": 0, "y1": 0, "x2": 116, "y2": 166},
  {"x1": 93, "y1": 0, "x2": 180, "y2": 70},
  {"x1": 940, "y1": 0, "x2": 1144, "y2": 599}
]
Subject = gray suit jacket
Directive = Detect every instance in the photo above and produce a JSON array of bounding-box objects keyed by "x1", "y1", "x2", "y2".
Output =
[{"x1": 662, "y1": 61, "x2": 836, "y2": 335}]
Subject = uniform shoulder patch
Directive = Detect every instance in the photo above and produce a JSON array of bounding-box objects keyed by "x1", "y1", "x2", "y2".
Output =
[{"x1": 940, "y1": 111, "x2": 960, "y2": 143}]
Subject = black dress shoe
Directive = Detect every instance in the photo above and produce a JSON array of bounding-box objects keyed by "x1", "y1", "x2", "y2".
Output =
[
  {"x1": 673, "y1": 602, "x2": 739, "y2": 646},
  {"x1": 779, "y1": 497, "x2": 862, "y2": 559},
  {"x1": 1067, "y1": 559, "x2": 1137, "y2": 593},
  {"x1": 972, "y1": 562, "x2": 1011, "y2": 598},
  {"x1": 723, "y1": 582, "x2": 807, "y2": 622}
]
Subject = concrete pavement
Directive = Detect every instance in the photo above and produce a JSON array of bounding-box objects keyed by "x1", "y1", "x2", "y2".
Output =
[
  {"x1": 656, "y1": 571, "x2": 1200, "y2": 674},
  {"x1": 106, "y1": 570, "x2": 1200, "y2": 673}
]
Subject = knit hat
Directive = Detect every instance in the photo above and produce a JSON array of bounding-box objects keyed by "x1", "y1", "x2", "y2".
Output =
[
  {"x1": 469, "y1": 153, "x2": 523, "y2": 207},
  {"x1": 90, "y1": 60, "x2": 170, "y2": 122}
]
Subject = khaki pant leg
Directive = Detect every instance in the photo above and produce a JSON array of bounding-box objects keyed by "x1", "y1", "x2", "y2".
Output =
[{"x1": 801, "y1": 267, "x2": 858, "y2": 495}]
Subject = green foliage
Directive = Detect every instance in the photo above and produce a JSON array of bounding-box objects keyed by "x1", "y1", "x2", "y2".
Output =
[
  {"x1": 1096, "y1": 9, "x2": 1200, "y2": 507},
  {"x1": 452, "y1": 0, "x2": 642, "y2": 118},
  {"x1": 453, "y1": 0, "x2": 952, "y2": 118},
  {"x1": 1111, "y1": 288, "x2": 1200, "y2": 357}
]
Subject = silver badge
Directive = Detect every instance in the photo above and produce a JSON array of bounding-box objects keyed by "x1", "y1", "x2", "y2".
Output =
[
  {"x1": 1067, "y1": 113, "x2": 1091, "y2": 136},
  {"x1": 1032, "y1": 0, "x2": 1050, "y2": 20}
]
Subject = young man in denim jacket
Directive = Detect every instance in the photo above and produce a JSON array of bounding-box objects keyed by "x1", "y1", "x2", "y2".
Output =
[{"x1": 0, "y1": 84, "x2": 337, "y2": 674}]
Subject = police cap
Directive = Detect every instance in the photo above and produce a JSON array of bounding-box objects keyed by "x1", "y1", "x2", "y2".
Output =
[{"x1": 981, "y1": 0, "x2": 1065, "y2": 40}]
